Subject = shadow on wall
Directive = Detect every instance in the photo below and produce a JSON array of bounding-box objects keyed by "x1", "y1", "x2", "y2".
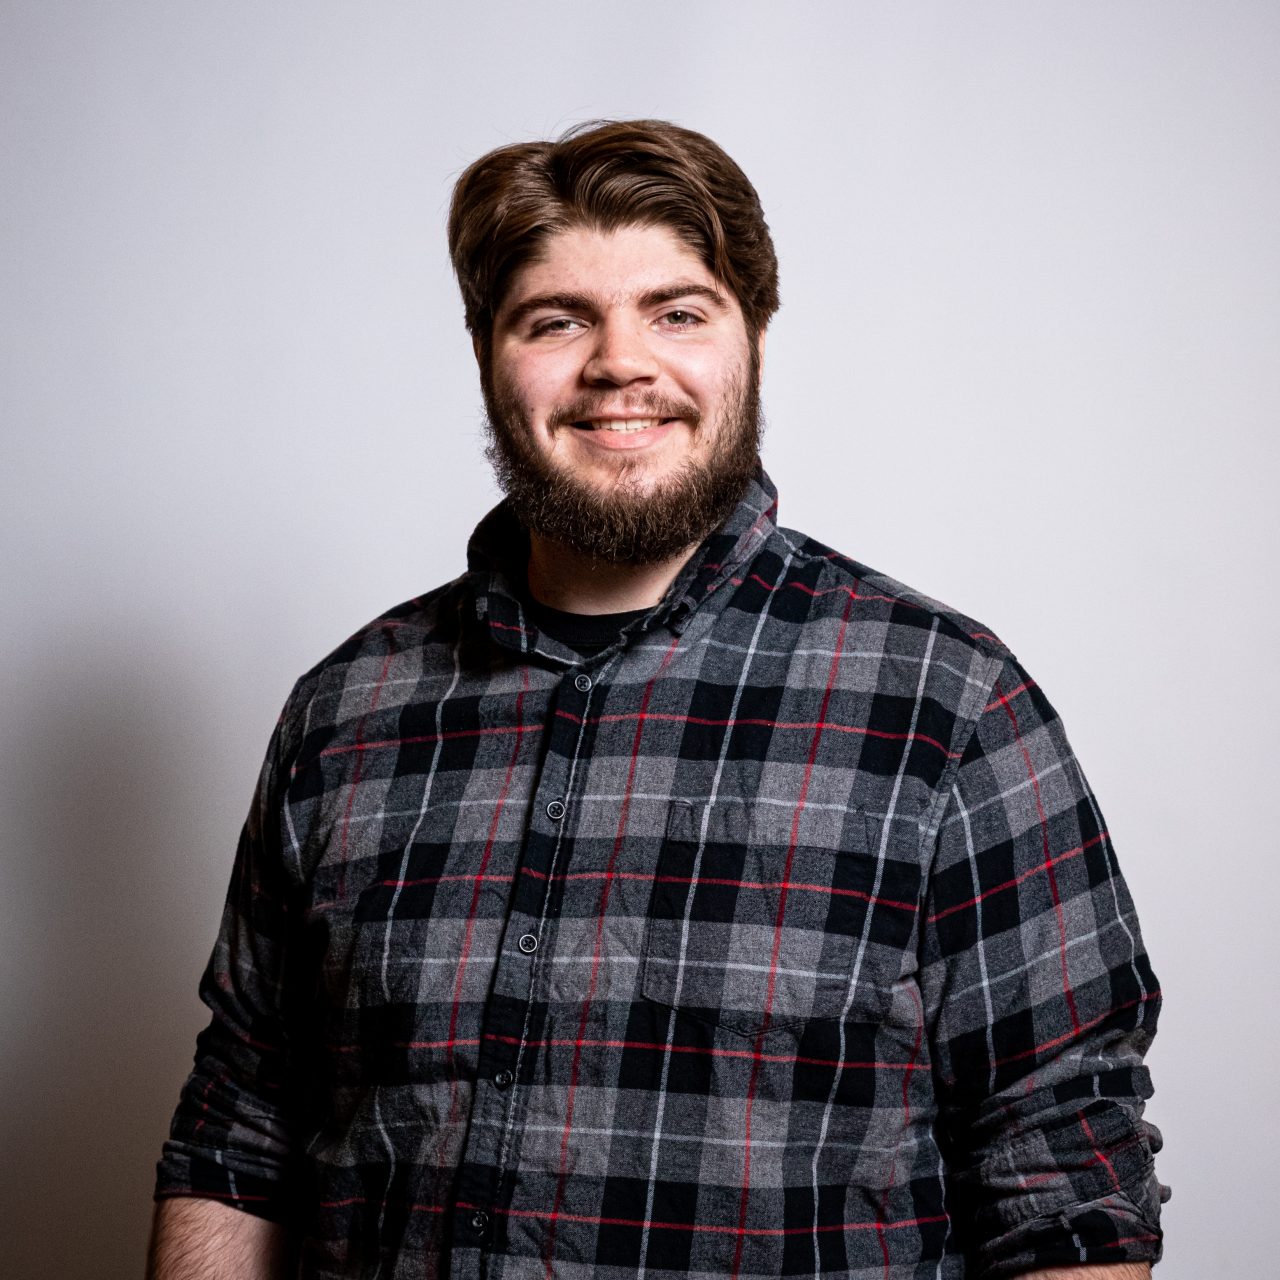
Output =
[{"x1": 2, "y1": 651, "x2": 227, "y2": 1279}]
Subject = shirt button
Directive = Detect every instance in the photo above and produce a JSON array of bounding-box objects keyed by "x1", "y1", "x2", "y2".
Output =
[
  {"x1": 574, "y1": 673, "x2": 592, "y2": 692},
  {"x1": 546, "y1": 798, "x2": 566, "y2": 821},
  {"x1": 494, "y1": 1069, "x2": 513, "y2": 1089},
  {"x1": 469, "y1": 1209, "x2": 490, "y2": 1233},
  {"x1": 518, "y1": 932, "x2": 538, "y2": 954}
]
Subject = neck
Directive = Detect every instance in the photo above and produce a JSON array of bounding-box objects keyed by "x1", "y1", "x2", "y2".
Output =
[{"x1": 525, "y1": 533, "x2": 700, "y2": 615}]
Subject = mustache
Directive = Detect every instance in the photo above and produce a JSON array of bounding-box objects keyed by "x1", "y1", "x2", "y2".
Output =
[{"x1": 547, "y1": 394, "x2": 703, "y2": 428}]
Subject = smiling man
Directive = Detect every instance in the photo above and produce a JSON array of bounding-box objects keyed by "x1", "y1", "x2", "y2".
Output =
[{"x1": 150, "y1": 121, "x2": 1167, "y2": 1280}]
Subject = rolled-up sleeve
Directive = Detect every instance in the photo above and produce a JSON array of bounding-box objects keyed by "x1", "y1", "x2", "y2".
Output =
[
  {"x1": 155, "y1": 692, "x2": 306, "y2": 1223},
  {"x1": 920, "y1": 653, "x2": 1167, "y2": 1278}
]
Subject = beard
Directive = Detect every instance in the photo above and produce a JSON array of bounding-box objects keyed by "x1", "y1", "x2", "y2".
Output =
[{"x1": 480, "y1": 349, "x2": 764, "y2": 567}]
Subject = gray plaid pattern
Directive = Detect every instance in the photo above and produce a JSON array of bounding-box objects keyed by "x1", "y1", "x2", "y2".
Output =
[{"x1": 156, "y1": 469, "x2": 1164, "y2": 1278}]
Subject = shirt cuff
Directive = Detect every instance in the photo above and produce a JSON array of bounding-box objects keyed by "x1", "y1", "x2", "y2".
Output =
[
  {"x1": 965, "y1": 1104, "x2": 1166, "y2": 1278},
  {"x1": 154, "y1": 1144, "x2": 296, "y2": 1225}
]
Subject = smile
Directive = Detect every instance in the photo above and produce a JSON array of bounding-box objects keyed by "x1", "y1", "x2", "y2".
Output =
[{"x1": 572, "y1": 417, "x2": 678, "y2": 432}]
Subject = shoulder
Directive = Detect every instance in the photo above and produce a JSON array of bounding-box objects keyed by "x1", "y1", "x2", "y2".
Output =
[
  {"x1": 733, "y1": 524, "x2": 1031, "y2": 760},
  {"x1": 769, "y1": 524, "x2": 1014, "y2": 659},
  {"x1": 272, "y1": 573, "x2": 474, "y2": 764}
]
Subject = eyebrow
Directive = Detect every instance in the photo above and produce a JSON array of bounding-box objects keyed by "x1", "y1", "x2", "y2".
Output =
[{"x1": 500, "y1": 281, "x2": 730, "y2": 330}]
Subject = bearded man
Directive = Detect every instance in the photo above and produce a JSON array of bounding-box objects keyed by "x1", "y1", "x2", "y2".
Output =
[{"x1": 149, "y1": 120, "x2": 1167, "y2": 1280}]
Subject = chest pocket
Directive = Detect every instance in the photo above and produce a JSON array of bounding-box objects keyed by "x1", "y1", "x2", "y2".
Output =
[{"x1": 641, "y1": 799, "x2": 920, "y2": 1039}]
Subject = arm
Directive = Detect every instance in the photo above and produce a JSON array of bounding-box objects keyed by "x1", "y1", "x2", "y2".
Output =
[
  {"x1": 1017, "y1": 1268, "x2": 1151, "y2": 1279},
  {"x1": 154, "y1": 697, "x2": 309, "y2": 1239},
  {"x1": 921, "y1": 654, "x2": 1166, "y2": 1278},
  {"x1": 146, "y1": 1197, "x2": 294, "y2": 1280}
]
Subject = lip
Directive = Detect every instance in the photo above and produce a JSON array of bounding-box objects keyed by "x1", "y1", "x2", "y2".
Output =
[{"x1": 563, "y1": 417, "x2": 684, "y2": 450}]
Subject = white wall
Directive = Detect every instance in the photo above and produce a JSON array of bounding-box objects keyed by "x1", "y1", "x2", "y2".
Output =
[{"x1": 2, "y1": 3, "x2": 1276, "y2": 1275}]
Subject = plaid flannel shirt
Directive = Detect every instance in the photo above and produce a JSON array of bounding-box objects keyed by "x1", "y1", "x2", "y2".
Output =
[{"x1": 156, "y1": 469, "x2": 1165, "y2": 1278}]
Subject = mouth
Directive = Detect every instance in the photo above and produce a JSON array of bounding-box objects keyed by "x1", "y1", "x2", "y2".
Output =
[{"x1": 570, "y1": 417, "x2": 680, "y2": 433}]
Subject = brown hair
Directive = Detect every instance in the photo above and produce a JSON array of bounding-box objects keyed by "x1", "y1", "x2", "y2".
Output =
[{"x1": 448, "y1": 119, "x2": 779, "y2": 356}]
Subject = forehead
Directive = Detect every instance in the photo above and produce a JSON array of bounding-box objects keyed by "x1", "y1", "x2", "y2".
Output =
[{"x1": 501, "y1": 223, "x2": 722, "y2": 311}]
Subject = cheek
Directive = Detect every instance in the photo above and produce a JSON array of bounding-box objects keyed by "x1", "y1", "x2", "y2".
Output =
[
  {"x1": 498, "y1": 355, "x2": 576, "y2": 422},
  {"x1": 673, "y1": 340, "x2": 746, "y2": 393},
  {"x1": 682, "y1": 357, "x2": 744, "y2": 418}
]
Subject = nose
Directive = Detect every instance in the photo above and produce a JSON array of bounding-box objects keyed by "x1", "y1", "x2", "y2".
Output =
[{"x1": 581, "y1": 315, "x2": 659, "y2": 386}]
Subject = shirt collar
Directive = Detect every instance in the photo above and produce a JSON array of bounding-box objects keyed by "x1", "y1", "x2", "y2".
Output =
[{"x1": 465, "y1": 464, "x2": 780, "y2": 660}]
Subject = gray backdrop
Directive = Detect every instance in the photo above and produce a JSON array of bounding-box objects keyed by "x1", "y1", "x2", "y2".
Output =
[{"x1": 2, "y1": 3, "x2": 1276, "y2": 1276}]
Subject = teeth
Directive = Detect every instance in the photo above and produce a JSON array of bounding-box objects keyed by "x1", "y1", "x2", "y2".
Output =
[{"x1": 592, "y1": 418, "x2": 662, "y2": 432}]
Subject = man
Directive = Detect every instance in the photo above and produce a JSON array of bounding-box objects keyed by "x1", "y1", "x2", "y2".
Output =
[{"x1": 150, "y1": 120, "x2": 1166, "y2": 1279}]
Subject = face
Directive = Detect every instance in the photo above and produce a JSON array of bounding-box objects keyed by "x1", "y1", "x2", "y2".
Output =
[{"x1": 480, "y1": 222, "x2": 765, "y2": 565}]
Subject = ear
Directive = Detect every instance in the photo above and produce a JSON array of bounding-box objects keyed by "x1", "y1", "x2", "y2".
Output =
[{"x1": 754, "y1": 328, "x2": 768, "y2": 388}]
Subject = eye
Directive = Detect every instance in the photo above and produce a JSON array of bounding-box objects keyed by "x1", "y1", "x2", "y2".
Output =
[
  {"x1": 531, "y1": 316, "x2": 584, "y2": 336},
  {"x1": 660, "y1": 309, "x2": 702, "y2": 329}
]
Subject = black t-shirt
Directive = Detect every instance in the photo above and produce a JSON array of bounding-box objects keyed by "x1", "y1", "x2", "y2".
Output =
[{"x1": 524, "y1": 597, "x2": 651, "y2": 658}]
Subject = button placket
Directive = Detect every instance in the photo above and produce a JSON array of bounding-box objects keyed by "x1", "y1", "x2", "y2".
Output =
[{"x1": 454, "y1": 649, "x2": 603, "y2": 1259}]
